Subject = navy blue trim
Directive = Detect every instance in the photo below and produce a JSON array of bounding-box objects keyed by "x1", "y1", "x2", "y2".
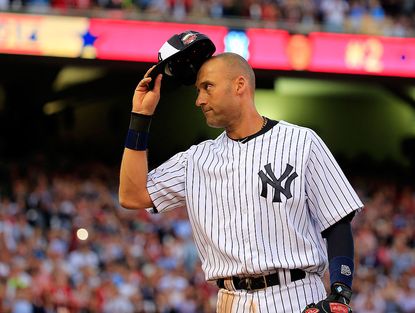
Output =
[
  {"x1": 231, "y1": 118, "x2": 278, "y2": 144},
  {"x1": 125, "y1": 129, "x2": 149, "y2": 151}
]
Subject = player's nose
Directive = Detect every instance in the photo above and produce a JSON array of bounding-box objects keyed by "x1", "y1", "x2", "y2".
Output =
[{"x1": 195, "y1": 93, "x2": 206, "y2": 107}]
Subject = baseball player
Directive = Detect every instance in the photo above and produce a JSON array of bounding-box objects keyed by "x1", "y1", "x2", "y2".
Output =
[{"x1": 119, "y1": 32, "x2": 363, "y2": 312}]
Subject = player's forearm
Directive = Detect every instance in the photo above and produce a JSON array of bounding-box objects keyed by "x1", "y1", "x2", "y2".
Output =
[
  {"x1": 119, "y1": 69, "x2": 161, "y2": 209},
  {"x1": 119, "y1": 148, "x2": 153, "y2": 209},
  {"x1": 324, "y1": 214, "x2": 355, "y2": 288}
]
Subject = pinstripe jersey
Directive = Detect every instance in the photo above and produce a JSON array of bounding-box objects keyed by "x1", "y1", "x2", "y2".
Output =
[{"x1": 146, "y1": 119, "x2": 363, "y2": 281}]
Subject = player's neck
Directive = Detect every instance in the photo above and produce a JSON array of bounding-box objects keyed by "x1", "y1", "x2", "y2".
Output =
[{"x1": 226, "y1": 114, "x2": 265, "y2": 140}]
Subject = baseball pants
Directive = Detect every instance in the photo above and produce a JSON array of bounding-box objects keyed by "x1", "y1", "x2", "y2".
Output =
[{"x1": 216, "y1": 270, "x2": 326, "y2": 313}]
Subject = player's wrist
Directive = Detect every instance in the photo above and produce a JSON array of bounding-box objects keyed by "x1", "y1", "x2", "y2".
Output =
[
  {"x1": 303, "y1": 283, "x2": 353, "y2": 313},
  {"x1": 125, "y1": 112, "x2": 153, "y2": 151},
  {"x1": 132, "y1": 107, "x2": 155, "y2": 114},
  {"x1": 329, "y1": 256, "x2": 354, "y2": 289},
  {"x1": 129, "y1": 112, "x2": 152, "y2": 131}
]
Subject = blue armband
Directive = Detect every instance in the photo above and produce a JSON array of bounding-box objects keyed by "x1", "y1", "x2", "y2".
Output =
[
  {"x1": 124, "y1": 112, "x2": 152, "y2": 151},
  {"x1": 329, "y1": 256, "x2": 354, "y2": 288},
  {"x1": 125, "y1": 129, "x2": 149, "y2": 151}
]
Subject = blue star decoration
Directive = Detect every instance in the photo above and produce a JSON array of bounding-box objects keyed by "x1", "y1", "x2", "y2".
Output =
[
  {"x1": 29, "y1": 30, "x2": 37, "y2": 42},
  {"x1": 80, "y1": 30, "x2": 98, "y2": 58},
  {"x1": 81, "y1": 30, "x2": 97, "y2": 47}
]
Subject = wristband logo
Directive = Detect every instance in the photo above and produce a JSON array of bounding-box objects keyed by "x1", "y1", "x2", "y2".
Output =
[{"x1": 341, "y1": 265, "x2": 352, "y2": 276}]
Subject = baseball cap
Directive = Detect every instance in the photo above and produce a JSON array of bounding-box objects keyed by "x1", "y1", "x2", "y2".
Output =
[{"x1": 149, "y1": 30, "x2": 216, "y2": 88}]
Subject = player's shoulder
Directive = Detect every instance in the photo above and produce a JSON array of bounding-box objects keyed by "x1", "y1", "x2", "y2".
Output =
[
  {"x1": 277, "y1": 120, "x2": 323, "y2": 144},
  {"x1": 278, "y1": 120, "x2": 317, "y2": 135},
  {"x1": 186, "y1": 133, "x2": 223, "y2": 153},
  {"x1": 197, "y1": 133, "x2": 224, "y2": 147},
  {"x1": 279, "y1": 121, "x2": 332, "y2": 151}
]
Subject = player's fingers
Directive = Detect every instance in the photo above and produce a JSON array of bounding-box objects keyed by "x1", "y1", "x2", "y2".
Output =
[
  {"x1": 144, "y1": 65, "x2": 156, "y2": 78},
  {"x1": 136, "y1": 77, "x2": 152, "y2": 90},
  {"x1": 153, "y1": 74, "x2": 163, "y2": 92}
]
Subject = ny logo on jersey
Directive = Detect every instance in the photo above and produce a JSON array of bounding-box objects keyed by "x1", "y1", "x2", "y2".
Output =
[{"x1": 258, "y1": 163, "x2": 298, "y2": 202}]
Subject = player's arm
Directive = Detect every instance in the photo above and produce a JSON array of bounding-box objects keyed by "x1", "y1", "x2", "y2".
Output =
[
  {"x1": 323, "y1": 212, "x2": 356, "y2": 290},
  {"x1": 303, "y1": 212, "x2": 356, "y2": 313},
  {"x1": 119, "y1": 68, "x2": 162, "y2": 210}
]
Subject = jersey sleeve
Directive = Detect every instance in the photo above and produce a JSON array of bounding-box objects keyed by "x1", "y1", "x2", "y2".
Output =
[
  {"x1": 305, "y1": 131, "x2": 363, "y2": 231},
  {"x1": 146, "y1": 151, "x2": 187, "y2": 214}
]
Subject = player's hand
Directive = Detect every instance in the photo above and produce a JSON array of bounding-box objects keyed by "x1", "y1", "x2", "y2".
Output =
[
  {"x1": 132, "y1": 66, "x2": 162, "y2": 115},
  {"x1": 302, "y1": 283, "x2": 352, "y2": 313}
]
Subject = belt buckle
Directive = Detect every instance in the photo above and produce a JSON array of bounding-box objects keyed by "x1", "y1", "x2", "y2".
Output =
[
  {"x1": 244, "y1": 277, "x2": 252, "y2": 291},
  {"x1": 256, "y1": 275, "x2": 268, "y2": 291},
  {"x1": 242, "y1": 276, "x2": 268, "y2": 291}
]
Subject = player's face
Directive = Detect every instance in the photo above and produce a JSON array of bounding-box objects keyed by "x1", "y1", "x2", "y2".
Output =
[{"x1": 195, "y1": 58, "x2": 241, "y2": 128}]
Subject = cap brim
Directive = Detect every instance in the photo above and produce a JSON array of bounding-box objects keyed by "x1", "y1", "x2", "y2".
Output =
[
  {"x1": 148, "y1": 61, "x2": 182, "y2": 92},
  {"x1": 149, "y1": 37, "x2": 215, "y2": 89}
]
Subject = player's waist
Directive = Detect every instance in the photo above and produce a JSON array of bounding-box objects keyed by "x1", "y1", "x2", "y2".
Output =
[{"x1": 215, "y1": 268, "x2": 306, "y2": 291}]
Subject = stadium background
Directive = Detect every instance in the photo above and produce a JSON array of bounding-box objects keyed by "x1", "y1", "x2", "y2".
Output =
[{"x1": 1, "y1": 1, "x2": 415, "y2": 312}]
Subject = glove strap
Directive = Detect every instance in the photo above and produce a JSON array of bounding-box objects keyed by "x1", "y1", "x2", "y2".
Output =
[
  {"x1": 329, "y1": 303, "x2": 352, "y2": 313},
  {"x1": 329, "y1": 282, "x2": 352, "y2": 304}
]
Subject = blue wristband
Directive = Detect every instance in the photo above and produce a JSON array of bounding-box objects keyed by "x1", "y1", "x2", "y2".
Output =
[
  {"x1": 124, "y1": 113, "x2": 152, "y2": 151},
  {"x1": 129, "y1": 112, "x2": 152, "y2": 132},
  {"x1": 125, "y1": 129, "x2": 149, "y2": 151},
  {"x1": 329, "y1": 256, "x2": 354, "y2": 288}
]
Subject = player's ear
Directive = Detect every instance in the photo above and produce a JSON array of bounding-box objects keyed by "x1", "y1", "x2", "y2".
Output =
[{"x1": 235, "y1": 76, "x2": 247, "y2": 95}]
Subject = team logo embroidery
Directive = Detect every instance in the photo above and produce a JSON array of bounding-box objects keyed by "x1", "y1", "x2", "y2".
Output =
[
  {"x1": 341, "y1": 265, "x2": 352, "y2": 276},
  {"x1": 181, "y1": 32, "x2": 197, "y2": 45},
  {"x1": 329, "y1": 303, "x2": 349, "y2": 313},
  {"x1": 258, "y1": 163, "x2": 298, "y2": 202}
]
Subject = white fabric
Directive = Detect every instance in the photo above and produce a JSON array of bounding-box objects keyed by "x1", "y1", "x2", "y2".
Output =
[
  {"x1": 158, "y1": 41, "x2": 180, "y2": 61},
  {"x1": 146, "y1": 120, "x2": 363, "y2": 311}
]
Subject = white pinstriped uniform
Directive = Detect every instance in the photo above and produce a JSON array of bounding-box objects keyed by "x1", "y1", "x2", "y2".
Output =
[{"x1": 146, "y1": 120, "x2": 363, "y2": 313}]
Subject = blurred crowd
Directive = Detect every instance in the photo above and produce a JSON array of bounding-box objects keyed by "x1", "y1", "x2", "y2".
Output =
[
  {"x1": 0, "y1": 0, "x2": 414, "y2": 37},
  {"x1": 0, "y1": 157, "x2": 414, "y2": 313},
  {"x1": 352, "y1": 178, "x2": 415, "y2": 313},
  {"x1": 0, "y1": 158, "x2": 216, "y2": 313}
]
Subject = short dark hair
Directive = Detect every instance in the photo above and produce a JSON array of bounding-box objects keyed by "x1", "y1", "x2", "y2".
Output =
[{"x1": 212, "y1": 52, "x2": 256, "y2": 91}]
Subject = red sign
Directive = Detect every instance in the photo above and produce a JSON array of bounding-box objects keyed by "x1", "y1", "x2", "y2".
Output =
[
  {"x1": 1, "y1": 13, "x2": 415, "y2": 78},
  {"x1": 89, "y1": 19, "x2": 227, "y2": 62},
  {"x1": 246, "y1": 28, "x2": 291, "y2": 70},
  {"x1": 308, "y1": 32, "x2": 415, "y2": 77}
]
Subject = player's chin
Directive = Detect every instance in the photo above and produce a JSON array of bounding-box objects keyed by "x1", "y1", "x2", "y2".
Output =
[{"x1": 205, "y1": 117, "x2": 223, "y2": 129}]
